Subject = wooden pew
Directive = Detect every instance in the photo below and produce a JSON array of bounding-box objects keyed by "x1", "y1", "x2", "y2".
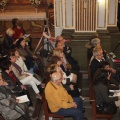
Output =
[{"x1": 88, "y1": 66, "x2": 113, "y2": 120}]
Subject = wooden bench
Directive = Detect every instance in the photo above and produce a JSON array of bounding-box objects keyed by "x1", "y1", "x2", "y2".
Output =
[
  {"x1": 88, "y1": 66, "x2": 113, "y2": 120},
  {"x1": 42, "y1": 93, "x2": 64, "y2": 120}
]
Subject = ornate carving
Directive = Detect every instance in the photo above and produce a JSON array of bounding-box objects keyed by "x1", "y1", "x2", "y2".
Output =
[{"x1": 9, "y1": 0, "x2": 30, "y2": 4}]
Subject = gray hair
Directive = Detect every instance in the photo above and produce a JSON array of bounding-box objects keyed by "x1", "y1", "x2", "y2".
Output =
[
  {"x1": 91, "y1": 38, "x2": 100, "y2": 47},
  {"x1": 93, "y1": 47, "x2": 102, "y2": 56}
]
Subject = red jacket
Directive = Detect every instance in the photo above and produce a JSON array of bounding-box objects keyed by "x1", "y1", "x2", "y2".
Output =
[{"x1": 13, "y1": 27, "x2": 25, "y2": 40}]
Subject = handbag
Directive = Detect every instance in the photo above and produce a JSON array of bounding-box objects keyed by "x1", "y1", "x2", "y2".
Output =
[{"x1": 98, "y1": 101, "x2": 117, "y2": 114}]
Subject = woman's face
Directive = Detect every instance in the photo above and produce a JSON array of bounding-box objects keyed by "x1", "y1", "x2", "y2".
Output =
[
  {"x1": 59, "y1": 52, "x2": 64, "y2": 58},
  {"x1": 56, "y1": 66, "x2": 61, "y2": 72},
  {"x1": 15, "y1": 50, "x2": 19, "y2": 57},
  {"x1": 57, "y1": 42, "x2": 64, "y2": 50},
  {"x1": 96, "y1": 42, "x2": 101, "y2": 47},
  {"x1": 20, "y1": 40, "x2": 26, "y2": 47},
  {"x1": 57, "y1": 60, "x2": 62, "y2": 66},
  {"x1": 17, "y1": 25, "x2": 21, "y2": 30},
  {"x1": 10, "y1": 56, "x2": 16, "y2": 63}
]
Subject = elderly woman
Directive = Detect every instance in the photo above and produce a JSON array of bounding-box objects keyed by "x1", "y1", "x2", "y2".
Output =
[
  {"x1": 86, "y1": 36, "x2": 101, "y2": 60},
  {"x1": 4, "y1": 28, "x2": 16, "y2": 53}
]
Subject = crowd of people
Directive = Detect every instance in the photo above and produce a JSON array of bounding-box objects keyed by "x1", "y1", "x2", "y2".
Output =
[
  {"x1": 0, "y1": 18, "x2": 84, "y2": 120},
  {"x1": 86, "y1": 36, "x2": 120, "y2": 114},
  {"x1": 1, "y1": 17, "x2": 120, "y2": 119}
]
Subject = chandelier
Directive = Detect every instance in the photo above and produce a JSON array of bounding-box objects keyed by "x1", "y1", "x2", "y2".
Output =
[
  {"x1": 0, "y1": 0, "x2": 9, "y2": 13},
  {"x1": 30, "y1": 0, "x2": 43, "y2": 13}
]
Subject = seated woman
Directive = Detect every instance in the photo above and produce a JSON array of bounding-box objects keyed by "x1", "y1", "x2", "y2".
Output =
[
  {"x1": 0, "y1": 73, "x2": 30, "y2": 120},
  {"x1": 0, "y1": 60, "x2": 33, "y2": 106},
  {"x1": 10, "y1": 48, "x2": 34, "y2": 75},
  {"x1": 12, "y1": 18, "x2": 33, "y2": 51},
  {"x1": 50, "y1": 56, "x2": 77, "y2": 84},
  {"x1": 16, "y1": 37, "x2": 37, "y2": 72},
  {"x1": 94, "y1": 70, "x2": 120, "y2": 114},
  {"x1": 3, "y1": 28, "x2": 16, "y2": 54},
  {"x1": 47, "y1": 63, "x2": 80, "y2": 97},
  {"x1": 7, "y1": 53, "x2": 44, "y2": 100},
  {"x1": 55, "y1": 36, "x2": 80, "y2": 75},
  {"x1": 52, "y1": 48, "x2": 77, "y2": 83}
]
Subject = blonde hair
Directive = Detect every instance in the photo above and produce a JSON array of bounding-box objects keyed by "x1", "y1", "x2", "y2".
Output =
[
  {"x1": 52, "y1": 48, "x2": 63, "y2": 57},
  {"x1": 6, "y1": 28, "x2": 15, "y2": 36}
]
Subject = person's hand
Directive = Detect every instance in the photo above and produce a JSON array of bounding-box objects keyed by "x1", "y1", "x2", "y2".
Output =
[
  {"x1": 13, "y1": 41, "x2": 17, "y2": 45},
  {"x1": 0, "y1": 81, "x2": 8, "y2": 86},
  {"x1": 40, "y1": 83, "x2": 45, "y2": 88},
  {"x1": 72, "y1": 102, "x2": 77, "y2": 108},
  {"x1": 25, "y1": 73, "x2": 29, "y2": 77},
  {"x1": 16, "y1": 99, "x2": 19, "y2": 103},
  {"x1": 110, "y1": 68, "x2": 116, "y2": 74},
  {"x1": 20, "y1": 85, "x2": 26, "y2": 90},
  {"x1": 19, "y1": 33, "x2": 23, "y2": 38},
  {"x1": 33, "y1": 55, "x2": 37, "y2": 59},
  {"x1": 118, "y1": 96, "x2": 120, "y2": 100},
  {"x1": 69, "y1": 84, "x2": 74, "y2": 90},
  {"x1": 21, "y1": 56, "x2": 26, "y2": 60}
]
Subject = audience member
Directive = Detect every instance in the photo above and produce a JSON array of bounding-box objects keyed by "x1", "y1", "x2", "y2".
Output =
[
  {"x1": 7, "y1": 53, "x2": 44, "y2": 100},
  {"x1": 12, "y1": 19, "x2": 33, "y2": 51},
  {"x1": 47, "y1": 63, "x2": 80, "y2": 97},
  {"x1": 0, "y1": 73, "x2": 30, "y2": 120},
  {"x1": 51, "y1": 55, "x2": 77, "y2": 83},
  {"x1": 94, "y1": 70, "x2": 120, "y2": 114},
  {"x1": 90, "y1": 46, "x2": 104, "y2": 78},
  {"x1": 86, "y1": 36, "x2": 100, "y2": 59},
  {"x1": 52, "y1": 48, "x2": 77, "y2": 83},
  {"x1": 55, "y1": 36, "x2": 80, "y2": 75},
  {"x1": 0, "y1": 61, "x2": 33, "y2": 106},
  {"x1": 45, "y1": 71, "x2": 83, "y2": 120},
  {"x1": 93, "y1": 61, "x2": 120, "y2": 90},
  {"x1": 3, "y1": 28, "x2": 16, "y2": 53},
  {"x1": 11, "y1": 48, "x2": 34, "y2": 74},
  {"x1": 16, "y1": 38, "x2": 37, "y2": 71}
]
